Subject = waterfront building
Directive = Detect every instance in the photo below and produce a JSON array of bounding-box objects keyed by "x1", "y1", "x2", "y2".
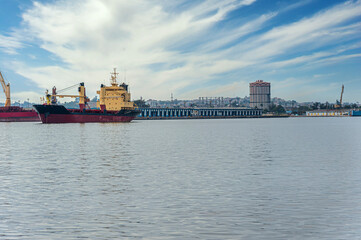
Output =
[
  {"x1": 137, "y1": 107, "x2": 262, "y2": 119},
  {"x1": 250, "y1": 80, "x2": 271, "y2": 109},
  {"x1": 306, "y1": 109, "x2": 349, "y2": 117}
]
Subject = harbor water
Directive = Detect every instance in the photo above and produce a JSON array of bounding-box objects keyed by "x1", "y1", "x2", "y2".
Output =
[{"x1": 1, "y1": 118, "x2": 361, "y2": 239}]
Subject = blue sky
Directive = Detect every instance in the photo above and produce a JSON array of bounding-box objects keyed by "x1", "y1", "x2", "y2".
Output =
[{"x1": 0, "y1": 0, "x2": 360, "y2": 103}]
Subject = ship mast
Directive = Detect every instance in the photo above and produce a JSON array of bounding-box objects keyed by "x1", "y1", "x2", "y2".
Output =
[{"x1": 110, "y1": 68, "x2": 119, "y2": 86}]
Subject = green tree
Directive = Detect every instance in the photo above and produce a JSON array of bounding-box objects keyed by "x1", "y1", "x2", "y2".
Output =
[
  {"x1": 268, "y1": 104, "x2": 286, "y2": 114},
  {"x1": 312, "y1": 102, "x2": 320, "y2": 110}
]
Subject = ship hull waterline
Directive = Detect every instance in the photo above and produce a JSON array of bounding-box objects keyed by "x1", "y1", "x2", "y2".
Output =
[{"x1": 33, "y1": 104, "x2": 140, "y2": 124}]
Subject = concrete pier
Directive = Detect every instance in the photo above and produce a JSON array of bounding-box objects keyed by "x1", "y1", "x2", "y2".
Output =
[{"x1": 136, "y1": 108, "x2": 262, "y2": 119}]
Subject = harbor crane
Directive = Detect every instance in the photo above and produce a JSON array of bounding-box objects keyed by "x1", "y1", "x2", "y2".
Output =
[
  {"x1": 340, "y1": 84, "x2": 344, "y2": 107},
  {"x1": 0, "y1": 71, "x2": 11, "y2": 107},
  {"x1": 335, "y1": 84, "x2": 344, "y2": 109}
]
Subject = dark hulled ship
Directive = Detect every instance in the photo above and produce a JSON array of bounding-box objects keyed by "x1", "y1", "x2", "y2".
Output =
[{"x1": 33, "y1": 69, "x2": 140, "y2": 123}]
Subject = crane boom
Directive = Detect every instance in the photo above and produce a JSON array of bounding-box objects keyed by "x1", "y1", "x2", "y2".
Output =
[
  {"x1": 0, "y1": 71, "x2": 11, "y2": 107},
  {"x1": 340, "y1": 84, "x2": 344, "y2": 106},
  {"x1": 47, "y1": 82, "x2": 89, "y2": 111}
]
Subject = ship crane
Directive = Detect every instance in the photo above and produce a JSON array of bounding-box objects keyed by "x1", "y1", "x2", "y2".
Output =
[
  {"x1": 0, "y1": 71, "x2": 11, "y2": 107},
  {"x1": 46, "y1": 82, "x2": 90, "y2": 111}
]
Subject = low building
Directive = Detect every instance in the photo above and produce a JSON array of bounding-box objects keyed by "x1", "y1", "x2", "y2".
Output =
[
  {"x1": 306, "y1": 109, "x2": 349, "y2": 116},
  {"x1": 137, "y1": 107, "x2": 262, "y2": 119}
]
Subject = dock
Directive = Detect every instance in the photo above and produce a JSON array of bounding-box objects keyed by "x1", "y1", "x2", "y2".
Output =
[{"x1": 135, "y1": 107, "x2": 263, "y2": 120}]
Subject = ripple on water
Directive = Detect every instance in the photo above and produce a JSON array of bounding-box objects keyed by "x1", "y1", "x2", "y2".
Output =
[{"x1": 0, "y1": 118, "x2": 361, "y2": 239}]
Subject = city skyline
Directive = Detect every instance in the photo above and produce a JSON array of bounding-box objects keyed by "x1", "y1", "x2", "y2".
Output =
[{"x1": 0, "y1": 0, "x2": 360, "y2": 103}]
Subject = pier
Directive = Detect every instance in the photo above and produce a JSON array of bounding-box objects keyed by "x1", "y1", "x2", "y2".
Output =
[{"x1": 136, "y1": 108, "x2": 262, "y2": 119}]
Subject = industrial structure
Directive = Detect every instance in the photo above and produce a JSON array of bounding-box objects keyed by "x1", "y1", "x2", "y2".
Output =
[
  {"x1": 198, "y1": 97, "x2": 225, "y2": 107},
  {"x1": 250, "y1": 80, "x2": 271, "y2": 109},
  {"x1": 137, "y1": 107, "x2": 262, "y2": 119},
  {"x1": 334, "y1": 84, "x2": 344, "y2": 108}
]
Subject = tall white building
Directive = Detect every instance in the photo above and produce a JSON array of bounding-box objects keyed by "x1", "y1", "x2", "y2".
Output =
[{"x1": 250, "y1": 80, "x2": 271, "y2": 109}]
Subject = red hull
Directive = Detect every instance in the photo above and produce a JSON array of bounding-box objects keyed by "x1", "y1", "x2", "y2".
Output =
[
  {"x1": 0, "y1": 110, "x2": 40, "y2": 122},
  {"x1": 38, "y1": 113, "x2": 135, "y2": 123},
  {"x1": 33, "y1": 104, "x2": 140, "y2": 123}
]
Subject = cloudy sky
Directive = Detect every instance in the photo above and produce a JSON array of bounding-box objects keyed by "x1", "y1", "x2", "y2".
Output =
[{"x1": 0, "y1": 0, "x2": 360, "y2": 103}]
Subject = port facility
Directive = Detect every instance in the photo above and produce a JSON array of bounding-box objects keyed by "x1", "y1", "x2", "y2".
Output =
[{"x1": 136, "y1": 107, "x2": 262, "y2": 119}]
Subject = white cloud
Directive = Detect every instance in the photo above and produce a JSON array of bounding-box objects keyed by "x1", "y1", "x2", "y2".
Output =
[
  {"x1": 279, "y1": 0, "x2": 313, "y2": 13},
  {"x1": 5, "y1": 0, "x2": 361, "y2": 101},
  {"x1": 200, "y1": 12, "x2": 277, "y2": 52},
  {"x1": 269, "y1": 76, "x2": 343, "y2": 102},
  {"x1": 0, "y1": 34, "x2": 23, "y2": 54},
  {"x1": 269, "y1": 40, "x2": 361, "y2": 68},
  {"x1": 16, "y1": 0, "x2": 259, "y2": 99},
  {"x1": 181, "y1": 80, "x2": 250, "y2": 99},
  {"x1": 11, "y1": 91, "x2": 43, "y2": 103},
  {"x1": 237, "y1": 0, "x2": 361, "y2": 61},
  {"x1": 313, "y1": 53, "x2": 361, "y2": 65},
  {"x1": 313, "y1": 73, "x2": 335, "y2": 78}
]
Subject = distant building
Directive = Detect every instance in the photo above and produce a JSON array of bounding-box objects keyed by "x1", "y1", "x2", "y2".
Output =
[
  {"x1": 250, "y1": 80, "x2": 271, "y2": 109},
  {"x1": 306, "y1": 110, "x2": 349, "y2": 117},
  {"x1": 146, "y1": 99, "x2": 159, "y2": 108}
]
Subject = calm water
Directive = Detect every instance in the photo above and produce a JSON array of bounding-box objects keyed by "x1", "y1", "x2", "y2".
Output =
[{"x1": 1, "y1": 118, "x2": 361, "y2": 239}]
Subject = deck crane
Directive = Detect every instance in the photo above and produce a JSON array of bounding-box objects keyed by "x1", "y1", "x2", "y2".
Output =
[
  {"x1": 46, "y1": 82, "x2": 90, "y2": 111},
  {"x1": 0, "y1": 71, "x2": 11, "y2": 107}
]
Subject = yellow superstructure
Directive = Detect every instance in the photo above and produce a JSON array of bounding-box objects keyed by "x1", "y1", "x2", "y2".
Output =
[{"x1": 96, "y1": 68, "x2": 136, "y2": 111}]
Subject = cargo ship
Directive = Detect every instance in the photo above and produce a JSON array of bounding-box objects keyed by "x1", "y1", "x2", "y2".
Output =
[
  {"x1": 0, "y1": 71, "x2": 39, "y2": 122},
  {"x1": 33, "y1": 69, "x2": 140, "y2": 123}
]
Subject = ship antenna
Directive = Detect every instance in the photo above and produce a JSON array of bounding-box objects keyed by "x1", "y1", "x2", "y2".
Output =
[
  {"x1": 110, "y1": 68, "x2": 119, "y2": 85},
  {"x1": 124, "y1": 69, "x2": 126, "y2": 84}
]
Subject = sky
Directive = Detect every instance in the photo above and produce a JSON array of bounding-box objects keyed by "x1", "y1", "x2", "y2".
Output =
[{"x1": 0, "y1": 0, "x2": 360, "y2": 103}]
